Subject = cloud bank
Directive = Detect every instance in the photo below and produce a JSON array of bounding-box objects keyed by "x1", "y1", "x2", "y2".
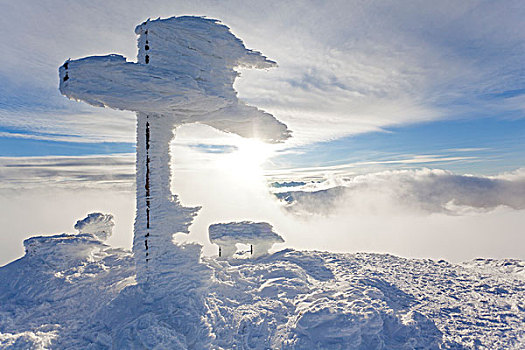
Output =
[
  {"x1": 1, "y1": 153, "x2": 524, "y2": 264},
  {"x1": 275, "y1": 168, "x2": 525, "y2": 215},
  {"x1": 0, "y1": 155, "x2": 135, "y2": 190}
]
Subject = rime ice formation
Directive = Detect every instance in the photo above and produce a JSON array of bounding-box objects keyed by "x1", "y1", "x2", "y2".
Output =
[
  {"x1": 24, "y1": 214, "x2": 117, "y2": 268},
  {"x1": 58, "y1": 16, "x2": 290, "y2": 282},
  {"x1": 58, "y1": 18, "x2": 290, "y2": 142},
  {"x1": 74, "y1": 213, "x2": 114, "y2": 241},
  {"x1": 209, "y1": 221, "x2": 284, "y2": 258},
  {"x1": 23, "y1": 234, "x2": 109, "y2": 268}
]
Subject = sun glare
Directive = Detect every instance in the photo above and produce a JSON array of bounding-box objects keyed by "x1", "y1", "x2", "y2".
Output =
[{"x1": 223, "y1": 139, "x2": 274, "y2": 180}]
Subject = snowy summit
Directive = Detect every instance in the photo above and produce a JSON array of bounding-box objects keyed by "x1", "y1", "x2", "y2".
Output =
[
  {"x1": 0, "y1": 14, "x2": 523, "y2": 350},
  {"x1": 1, "y1": 226, "x2": 523, "y2": 348}
]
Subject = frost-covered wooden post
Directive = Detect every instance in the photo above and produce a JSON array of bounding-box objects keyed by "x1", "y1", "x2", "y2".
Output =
[{"x1": 58, "y1": 16, "x2": 289, "y2": 282}]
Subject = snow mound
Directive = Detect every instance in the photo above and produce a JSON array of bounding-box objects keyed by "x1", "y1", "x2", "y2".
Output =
[
  {"x1": 22, "y1": 213, "x2": 116, "y2": 270},
  {"x1": 74, "y1": 212, "x2": 114, "y2": 241},
  {"x1": 2, "y1": 234, "x2": 134, "y2": 349},
  {"x1": 209, "y1": 221, "x2": 284, "y2": 258},
  {"x1": 98, "y1": 243, "x2": 213, "y2": 349}
]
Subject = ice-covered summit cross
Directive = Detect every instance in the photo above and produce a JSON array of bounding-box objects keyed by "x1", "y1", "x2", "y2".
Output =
[{"x1": 59, "y1": 16, "x2": 290, "y2": 282}]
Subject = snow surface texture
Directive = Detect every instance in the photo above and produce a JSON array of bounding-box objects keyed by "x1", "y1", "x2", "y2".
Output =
[
  {"x1": 209, "y1": 221, "x2": 284, "y2": 258},
  {"x1": 74, "y1": 213, "x2": 114, "y2": 241},
  {"x1": 58, "y1": 16, "x2": 290, "y2": 283},
  {"x1": 1, "y1": 234, "x2": 523, "y2": 349}
]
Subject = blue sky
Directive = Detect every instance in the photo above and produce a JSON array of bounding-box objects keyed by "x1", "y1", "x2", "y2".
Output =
[
  {"x1": 271, "y1": 116, "x2": 525, "y2": 176},
  {"x1": 2, "y1": 115, "x2": 524, "y2": 176},
  {"x1": 0, "y1": 131, "x2": 134, "y2": 157},
  {"x1": 1, "y1": 0, "x2": 524, "y2": 177}
]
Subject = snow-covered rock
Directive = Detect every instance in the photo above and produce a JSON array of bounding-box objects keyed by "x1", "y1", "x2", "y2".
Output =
[
  {"x1": 1, "y1": 233, "x2": 135, "y2": 349},
  {"x1": 74, "y1": 212, "x2": 114, "y2": 241},
  {"x1": 23, "y1": 233, "x2": 107, "y2": 269},
  {"x1": 22, "y1": 213, "x2": 116, "y2": 270},
  {"x1": 209, "y1": 221, "x2": 285, "y2": 258}
]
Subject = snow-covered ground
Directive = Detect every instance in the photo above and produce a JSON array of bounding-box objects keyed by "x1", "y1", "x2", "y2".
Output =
[{"x1": 1, "y1": 231, "x2": 523, "y2": 349}]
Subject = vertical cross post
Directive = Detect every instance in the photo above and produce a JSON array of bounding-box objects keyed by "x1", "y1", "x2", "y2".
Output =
[{"x1": 58, "y1": 16, "x2": 288, "y2": 283}]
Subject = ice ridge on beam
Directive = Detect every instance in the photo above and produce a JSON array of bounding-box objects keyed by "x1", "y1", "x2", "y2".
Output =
[{"x1": 59, "y1": 16, "x2": 291, "y2": 143}]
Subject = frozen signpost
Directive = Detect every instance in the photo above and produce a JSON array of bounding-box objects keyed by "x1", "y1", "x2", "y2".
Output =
[{"x1": 59, "y1": 16, "x2": 289, "y2": 282}]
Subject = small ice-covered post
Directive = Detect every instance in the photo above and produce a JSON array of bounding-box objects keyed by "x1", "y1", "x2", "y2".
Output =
[
  {"x1": 58, "y1": 16, "x2": 290, "y2": 282},
  {"x1": 209, "y1": 221, "x2": 284, "y2": 258}
]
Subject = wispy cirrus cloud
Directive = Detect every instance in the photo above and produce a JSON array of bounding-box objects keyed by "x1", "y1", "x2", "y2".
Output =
[
  {"x1": 1, "y1": 0, "x2": 524, "y2": 146},
  {"x1": 265, "y1": 153, "x2": 480, "y2": 180},
  {"x1": 0, "y1": 155, "x2": 135, "y2": 190}
]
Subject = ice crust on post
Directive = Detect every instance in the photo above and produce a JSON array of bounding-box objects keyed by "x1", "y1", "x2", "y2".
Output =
[
  {"x1": 58, "y1": 16, "x2": 290, "y2": 283},
  {"x1": 59, "y1": 16, "x2": 290, "y2": 143},
  {"x1": 209, "y1": 221, "x2": 285, "y2": 258}
]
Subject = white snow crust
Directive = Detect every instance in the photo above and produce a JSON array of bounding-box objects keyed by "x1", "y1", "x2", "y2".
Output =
[
  {"x1": 1, "y1": 236, "x2": 524, "y2": 349},
  {"x1": 209, "y1": 221, "x2": 284, "y2": 258}
]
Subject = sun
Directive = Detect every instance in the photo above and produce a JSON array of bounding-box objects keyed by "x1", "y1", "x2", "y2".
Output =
[{"x1": 222, "y1": 139, "x2": 274, "y2": 180}]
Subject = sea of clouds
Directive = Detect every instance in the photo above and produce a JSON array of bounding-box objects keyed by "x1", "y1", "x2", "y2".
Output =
[
  {"x1": 1, "y1": 152, "x2": 524, "y2": 265},
  {"x1": 274, "y1": 168, "x2": 525, "y2": 216}
]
